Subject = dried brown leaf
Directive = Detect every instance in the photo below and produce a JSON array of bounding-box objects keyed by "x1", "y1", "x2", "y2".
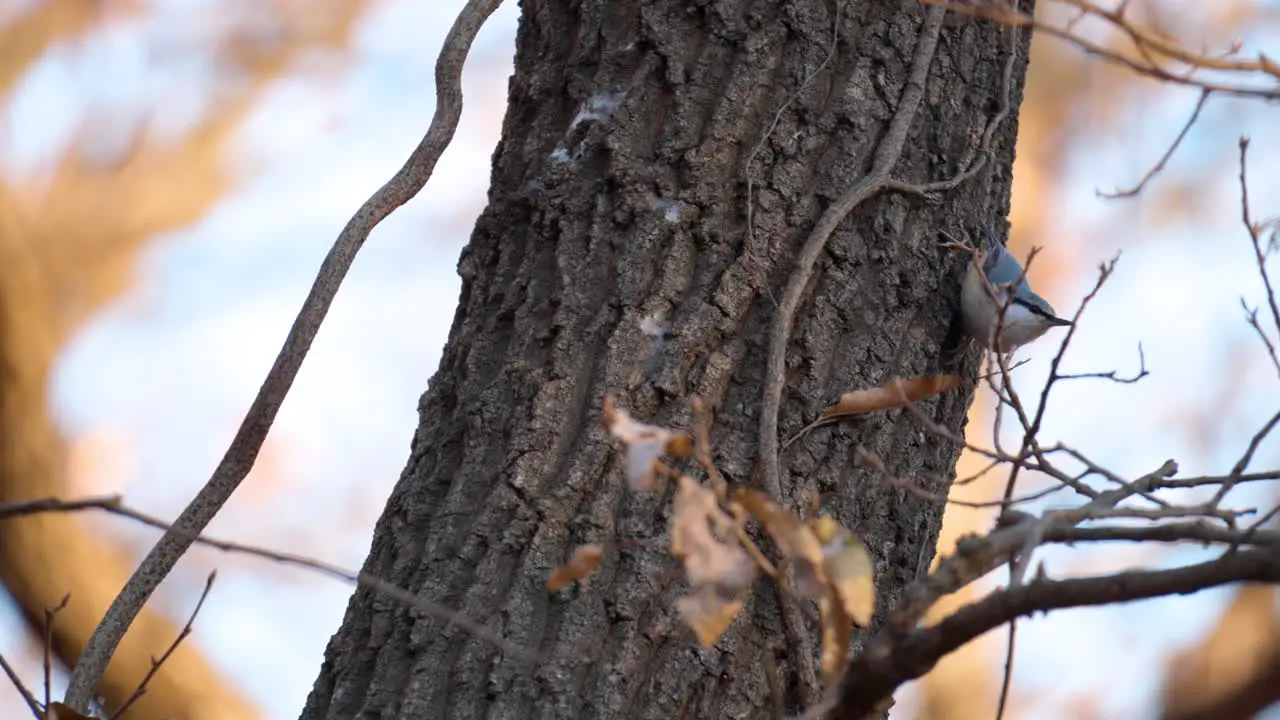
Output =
[
  {"x1": 664, "y1": 432, "x2": 694, "y2": 459},
  {"x1": 732, "y1": 488, "x2": 827, "y2": 598},
  {"x1": 602, "y1": 395, "x2": 692, "y2": 491},
  {"x1": 545, "y1": 543, "x2": 604, "y2": 593},
  {"x1": 809, "y1": 515, "x2": 876, "y2": 627},
  {"x1": 676, "y1": 587, "x2": 747, "y2": 648},
  {"x1": 670, "y1": 476, "x2": 755, "y2": 647},
  {"x1": 819, "y1": 589, "x2": 853, "y2": 687},
  {"x1": 823, "y1": 375, "x2": 962, "y2": 418},
  {"x1": 671, "y1": 477, "x2": 756, "y2": 591}
]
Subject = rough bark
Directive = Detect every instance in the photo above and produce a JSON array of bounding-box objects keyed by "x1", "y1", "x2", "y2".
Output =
[{"x1": 304, "y1": 1, "x2": 1032, "y2": 717}]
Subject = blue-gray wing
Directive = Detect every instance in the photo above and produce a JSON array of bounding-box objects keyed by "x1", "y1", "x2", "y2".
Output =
[{"x1": 983, "y1": 243, "x2": 1031, "y2": 292}]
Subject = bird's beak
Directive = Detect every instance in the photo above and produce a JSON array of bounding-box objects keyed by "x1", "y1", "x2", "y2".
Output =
[{"x1": 1047, "y1": 315, "x2": 1074, "y2": 327}]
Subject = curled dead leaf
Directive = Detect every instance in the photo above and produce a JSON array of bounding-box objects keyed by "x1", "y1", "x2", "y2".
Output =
[
  {"x1": 672, "y1": 476, "x2": 756, "y2": 591},
  {"x1": 819, "y1": 589, "x2": 853, "y2": 687},
  {"x1": 677, "y1": 587, "x2": 747, "y2": 648},
  {"x1": 823, "y1": 374, "x2": 962, "y2": 419},
  {"x1": 670, "y1": 476, "x2": 755, "y2": 646},
  {"x1": 602, "y1": 395, "x2": 692, "y2": 491},
  {"x1": 731, "y1": 488, "x2": 827, "y2": 598},
  {"x1": 546, "y1": 543, "x2": 605, "y2": 592},
  {"x1": 809, "y1": 515, "x2": 876, "y2": 627}
]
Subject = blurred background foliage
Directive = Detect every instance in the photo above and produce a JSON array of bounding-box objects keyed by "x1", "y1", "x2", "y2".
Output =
[{"x1": 0, "y1": 1, "x2": 1277, "y2": 718}]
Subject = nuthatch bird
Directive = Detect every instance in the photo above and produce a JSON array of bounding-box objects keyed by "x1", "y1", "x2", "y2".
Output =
[{"x1": 960, "y1": 229, "x2": 1072, "y2": 352}]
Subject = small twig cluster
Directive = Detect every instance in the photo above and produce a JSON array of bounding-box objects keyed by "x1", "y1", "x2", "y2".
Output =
[
  {"x1": 927, "y1": 0, "x2": 1280, "y2": 100},
  {"x1": 0, "y1": 577, "x2": 211, "y2": 720},
  {"x1": 826, "y1": 139, "x2": 1280, "y2": 718}
]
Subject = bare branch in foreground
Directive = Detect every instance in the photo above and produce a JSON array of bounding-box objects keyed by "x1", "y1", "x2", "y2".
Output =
[
  {"x1": 756, "y1": 8, "x2": 950, "y2": 703},
  {"x1": 923, "y1": 0, "x2": 1280, "y2": 99},
  {"x1": 0, "y1": 645, "x2": 41, "y2": 718},
  {"x1": 994, "y1": 618, "x2": 1016, "y2": 720},
  {"x1": 1098, "y1": 89, "x2": 1210, "y2": 199},
  {"x1": 61, "y1": 0, "x2": 507, "y2": 710},
  {"x1": 0, "y1": 494, "x2": 542, "y2": 664},
  {"x1": 837, "y1": 179, "x2": 1280, "y2": 712},
  {"x1": 109, "y1": 573, "x2": 216, "y2": 720},
  {"x1": 834, "y1": 548, "x2": 1280, "y2": 717},
  {"x1": 44, "y1": 594, "x2": 70, "y2": 712},
  {"x1": 1238, "y1": 138, "x2": 1280, "y2": 380},
  {"x1": 1056, "y1": 342, "x2": 1147, "y2": 383}
]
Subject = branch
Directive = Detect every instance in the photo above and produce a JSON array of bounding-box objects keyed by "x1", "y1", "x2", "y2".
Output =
[
  {"x1": 921, "y1": 0, "x2": 1280, "y2": 99},
  {"x1": 1098, "y1": 89, "x2": 1209, "y2": 199},
  {"x1": 889, "y1": 459, "x2": 1179, "y2": 632},
  {"x1": 61, "y1": 0, "x2": 506, "y2": 709},
  {"x1": 755, "y1": 7, "x2": 948, "y2": 702},
  {"x1": 44, "y1": 594, "x2": 70, "y2": 713},
  {"x1": 0, "y1": 493, "x2": 542, "y2": 664},
  {"x1": 0, "y1": 648, "x2": 40, "y2": 718},
  {"x1": 1237, "y1": 138, "x2": 1280, "y2": 379},
  {"x1": 833, "y1": 548, "x2": 1280, "y2": 717},
  {"x1": 758, "y1": 4, "x2": 947, "y2": 510},
  {"x1": 1056, "y1": 342, "x2": 1147, "y2": 383},
  {"x1": 109, "y1": 573, "x2": 217, "y2": 720},
  {"x1": 1001, "y1": 255, "x2": 1120, "y2": 505}
]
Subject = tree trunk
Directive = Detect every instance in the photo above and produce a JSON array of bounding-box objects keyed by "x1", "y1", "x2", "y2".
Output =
[{"x1": 303, "y1": 1, "x2": 1031, "y2": 717}]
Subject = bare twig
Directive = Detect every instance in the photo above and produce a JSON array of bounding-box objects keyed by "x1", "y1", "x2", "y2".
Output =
[
  {"x1": 856, "y1": 446, "x2": 1069, "y2": 509},
  {"x1": 32, "y1": 439, "x2": 1214, "y2": 720},
  {"x1": 1001, "y1": 255, "x2": 1120, "y2": 505},
  {"x1": 1237, "y1": 138, "x2": 1280, "y2": 379},
  {"x1": 1161, "y1": 471, "x2": 1280, "y2": 490},
  {"x1": 1057, "y1": 343, "x2": 1148, "y2": 383},
  {"x1": 1055, "y1": 0, "x2": 1279, "y2": 81},
  {"x1": 0, "y1": 495, "x2": 132, "y2": 521},
  {"x1": 882, "y1": 8, "x2": 1021, "y2": 197},
  {"x1": 44, "y1": 594, "x2": 70, "y2": 712},
  {"x1": 109, "y1": 573, "x2": 217, "y2": 720},
  {"x1": 835, "y1": 547, "x2": 1280, "y2": 717},
  {"x1": 954, "y1": 457, "x2": 1003, "y2": 487},
  {"x1": 1243, "y1": 301, "x2": 1280, "y2": 378},
  {"x1": 1213, "y1": 408, "x2": 1280, "y2": 507},
  {"x1": 888, "y1": 459, "x2": 1179, "y2": 632},
  {"x1": 0, "y1": 648, "x2": 41, "y2": 718},
  {"x1": 62, "y1": 3, "x2": 507, "y2": 708},
  {"x1": 1, "y1": 493, "x2": 542, "y2": 663},
  {"x1": 921, "y1": 0, "x2": 1280, "y2": 99},
  {"x1": 758, "y1": 5, "x2": 948, "y2": 500},
  {"x1": 1054, "y1": 522, "x2": 1280, "y2": 547},
  {"x1": 755, "y1": 10, "x2": 949, "y2": 701},
  {"x1": 995, "y1": 619, "x2": 1016, "y2": 720},
  {"x1": 1099, "y1": 89, "x2": 1210, "y2": 199}
]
